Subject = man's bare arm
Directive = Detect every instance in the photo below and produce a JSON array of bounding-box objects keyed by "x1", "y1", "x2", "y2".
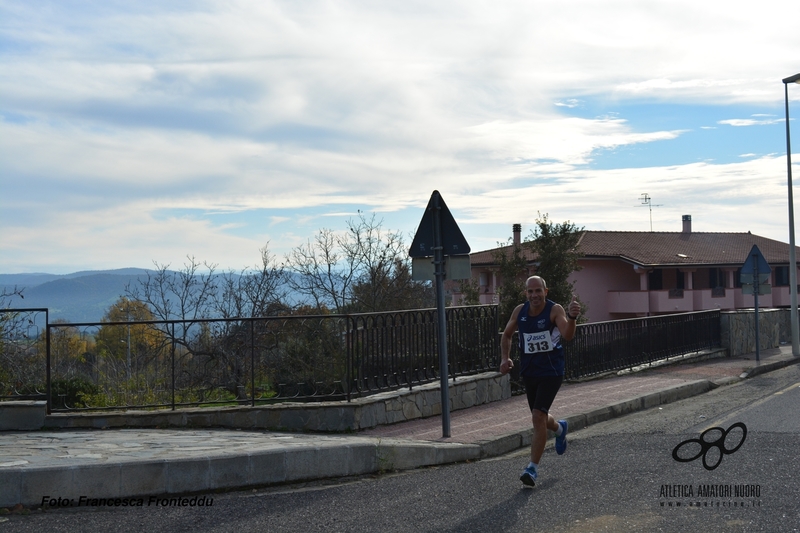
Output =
[
  {"x1": 500, "y1": 304, "x2": 523, "y2": 374},
  {"x1": 553, "y1": 296, "x2": 580, "y2": 342}
]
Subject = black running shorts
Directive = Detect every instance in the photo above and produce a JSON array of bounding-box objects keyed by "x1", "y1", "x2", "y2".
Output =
[{"x1": 523, "y1": 375, "x2": 563, "y2": 414}]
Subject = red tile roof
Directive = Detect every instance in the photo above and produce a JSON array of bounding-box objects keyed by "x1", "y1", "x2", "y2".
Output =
[
  {"x1": 470, "y1": 245, "x2": 536, "y2": 266},
  {"x1": 470, "y1": 231, "x2": 798, "y2": 268}
]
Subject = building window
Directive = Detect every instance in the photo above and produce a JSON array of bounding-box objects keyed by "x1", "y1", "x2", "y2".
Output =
[
  {"x1": 709, "y1": 268, "x2": 726, "y2": 289},
  {"x1": 649, "y1": 269, "x2": 663, "y2": 291},
  {"x1": 676, "y1": 270, "x2": 685, "y2": 290},
  {"x1": 734, "y1": 268, "x2": 743, "y2": 288},
  {"x1": 775, "y1": 266, "x2": 790, "y2": 287}
]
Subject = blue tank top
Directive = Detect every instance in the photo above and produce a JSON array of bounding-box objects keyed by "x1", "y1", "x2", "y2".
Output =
[{"x1": 517, "y1": 299, "x2": 565, "y2": 377}]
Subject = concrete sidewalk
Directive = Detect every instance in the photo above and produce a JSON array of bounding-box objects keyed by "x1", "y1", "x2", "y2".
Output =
[{"x1": 2, "y1": 346, "x2": 798, "y2": 509}]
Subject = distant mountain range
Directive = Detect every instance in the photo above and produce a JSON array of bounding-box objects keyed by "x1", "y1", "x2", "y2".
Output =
[
  {"x1": 1, "y1": 268, "x2": 303, "y2": 324},
  {"x1": 0, "y1": 269, "x2": 154, "y2": 323}
]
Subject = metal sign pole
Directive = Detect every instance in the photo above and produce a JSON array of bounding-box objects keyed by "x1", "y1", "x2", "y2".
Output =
[
  {"x1": 753, "y1": 253, "x2": 760, "y2": 363},
  {"x1": 432, "y1": 194, "x2": 451, "y2": 438},
  {"x1": 409, "y1": 190, "x2": 470, "y2": 439}
]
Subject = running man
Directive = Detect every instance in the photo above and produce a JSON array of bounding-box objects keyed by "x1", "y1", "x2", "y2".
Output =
[{"x1": 500, "y1": 275, "x2": 580, "y2": 487}]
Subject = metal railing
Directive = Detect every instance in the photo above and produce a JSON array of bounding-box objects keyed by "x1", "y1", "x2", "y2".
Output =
[
  {"x1": 507, "y1": 309, "x2": 721, "y2": 389},
  {"x1": 564, "y1": 309, "x2": 721, "y2": 380},
  {"x1": 0, "y1": 308, "x2": 49, "y2": 401},
  {"x1": 1, "y1": 306, "x2": 722, "y2": 411},
  {"x1": 0, "y1": 305, "x2": 499, "y2": 412}
]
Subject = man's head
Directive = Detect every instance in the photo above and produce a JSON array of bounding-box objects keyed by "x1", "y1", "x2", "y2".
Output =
[{"x1": 525, "y1": 276, "x2": 548, "y2": 310}]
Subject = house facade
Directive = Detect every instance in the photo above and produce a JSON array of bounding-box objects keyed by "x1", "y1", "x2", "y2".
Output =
[{"x1": 459, "y1": 216, "x2": 800, "y2": 323}]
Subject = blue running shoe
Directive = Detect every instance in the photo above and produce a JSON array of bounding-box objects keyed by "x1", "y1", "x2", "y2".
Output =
[
  {"x1": 555, "y1": 420, "x2": 568, "y2": 455},
  {"x1": 519, "y1": 465, "x2": 537, "y2": 487}
]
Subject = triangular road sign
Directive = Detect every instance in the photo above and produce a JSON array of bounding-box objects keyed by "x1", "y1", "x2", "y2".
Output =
[
  {"x1": 409, "y1": 191, "x2": 470, "y2": 258},
  {"x1": 740, "y1": 245, "x2": 771, "y2": 276}
]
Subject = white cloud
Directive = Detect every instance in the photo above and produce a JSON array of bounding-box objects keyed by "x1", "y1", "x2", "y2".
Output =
[
  {"x1": 2, "y1": 0, "x2": 800, "y2": 273},
  {"x1": 555, "y1": 99, "x2": 582, "y2": 109},
  {"x1": 718, "y1": 118, "x2": 783, "y2": 127}
]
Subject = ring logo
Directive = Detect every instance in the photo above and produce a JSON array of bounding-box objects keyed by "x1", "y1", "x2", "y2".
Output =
[{"x1": 672, "y1": 422, "x2": 747, "y2": 471}]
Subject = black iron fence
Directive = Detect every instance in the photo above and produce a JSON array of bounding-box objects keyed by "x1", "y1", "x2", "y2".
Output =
[
  {"x1": 0, "y1": 308, "x2": 49, "y2": 401},
  {"x1": 1, "y1": 306, "x2": 722, "y2": 411},
  {"x1": 506, "y1": 309, "x2": 721, "y2": 389},
  {"x1": 565, "y1": 309, "x2": 721, "y2": 379},
  {"x1": 0, "y1": 305, "x2": 499, "y2": 412}
]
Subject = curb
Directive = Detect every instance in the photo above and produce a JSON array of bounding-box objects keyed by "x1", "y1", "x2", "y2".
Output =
[
  {"x1": 474, "y1": 379, "x2": 714, "y2": 460},
  {"x1": 5, "y1": 359, "x2": 798, "y2": 508},
  {"x1": 739, "y1": 355, "x2": 800, "y2": 379},
  {"x1": 0, "y1": 379, "x2": 726, "y2": 508}
]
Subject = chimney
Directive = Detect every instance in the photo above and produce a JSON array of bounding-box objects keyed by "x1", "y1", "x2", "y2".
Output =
[
  {"x1": 682, "y1": 215, "x2": 692, "y2": 233},
  {"x1": 513, "y1": 224, "x2": 521, "y2": 247}
]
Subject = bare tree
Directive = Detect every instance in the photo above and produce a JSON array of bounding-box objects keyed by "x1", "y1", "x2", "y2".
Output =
[
  {"x1": 216, "y1": 245, "x2": 289, "y2": 319},
  {"x1": 127, "y1": 257, "x2": 219, "y2": 322},
  {"x1": 0, "y1": 286, "x2": 25, "y2": 309},
  {"x1": 0, "y1": 287, "x2": 35, "y2": 397},
  {"x1": 285, "y1": 213, "x2": 433, "y2": 313},
  {"x1": 347, "y1": 214, "x2": 409, "y2": 312},
  {"x1": 124, "y1": 246, "x2": 289, "y2": 402},
  {"x1": 285, "y1": 227, "x2": 359, "y2": 313}
]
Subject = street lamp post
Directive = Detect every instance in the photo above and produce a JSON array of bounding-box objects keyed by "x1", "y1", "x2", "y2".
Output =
[{"x1": 783, "y1": 73, "x2": 800, "y2": 357}]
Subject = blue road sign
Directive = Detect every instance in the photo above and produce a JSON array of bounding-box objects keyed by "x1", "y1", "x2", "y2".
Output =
[{"x1": 740, "y1": 245, "x2": 771, "y2": 276}]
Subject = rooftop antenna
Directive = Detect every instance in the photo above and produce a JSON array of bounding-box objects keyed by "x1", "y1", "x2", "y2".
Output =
[{"x1": 638, "y1": 193, "x2": 663, "y2": 232}]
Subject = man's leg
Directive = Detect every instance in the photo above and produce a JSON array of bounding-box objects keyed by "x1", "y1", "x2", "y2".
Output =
[
  {"x1": 528, "y1": 375, "x2": 564, "y2": 463},
  {"x1": 530, "y1": 409, "x2": 559, "y2": 463},
  {"x1": 520, "y1": 376, "x2": 563, "y2": 487}
]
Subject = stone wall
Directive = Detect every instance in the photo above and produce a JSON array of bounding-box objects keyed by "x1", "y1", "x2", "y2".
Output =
[
  {"x1": 0, "y1": 401, "x2": 46, "y2": 431},
  {"x1": 42, "y1": 372, "x2": 511, "y2": 433},
  {"x1": 720, "y1": 309, "x2": 784, "y2": 356},
  {"x1": 776, "y1": 308, "x2": 792, "y2": 344}
]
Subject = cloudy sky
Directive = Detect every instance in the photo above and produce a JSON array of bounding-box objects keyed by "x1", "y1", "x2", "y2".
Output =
[{"x1": 2, "y1": 0, "x2": 799, "y2": 274}]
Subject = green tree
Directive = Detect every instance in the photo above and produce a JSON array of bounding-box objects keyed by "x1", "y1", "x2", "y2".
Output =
[
  {"x1": 48, "y1": 320, "x2": 92, "y2": 373},
  {"x1": 457, "y1": 278, "x2": 481, "y2": 306},
  {"x1": 41, "y1": 320, "x2": 97, "y2": 407},
  {"x1": 492, "y1": 240, "x2": 530, "y2": 327},
  {"x1": 525, "y1": 212, "x2": 585, "y2": 315},
  {"x1": 95, "y1": 297, "x2": 162, "y2": 381}
]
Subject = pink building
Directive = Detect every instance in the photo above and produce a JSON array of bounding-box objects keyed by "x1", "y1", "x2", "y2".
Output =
[{"x1": 460, "y1": 216, "x2": 800, "y2": 323}]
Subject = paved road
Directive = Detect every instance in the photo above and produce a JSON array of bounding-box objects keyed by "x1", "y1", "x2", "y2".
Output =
[{"x1": 3, "y1": 365, "x2": 800, "y2": 533}]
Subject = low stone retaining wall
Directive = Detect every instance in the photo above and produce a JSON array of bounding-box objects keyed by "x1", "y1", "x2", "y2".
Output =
[
  {"x1": 41, "y1": 372, "x2": 510, "y2": 433},
  {"x1": 721, "y1": 309, "x2": 783, "y2": 356},
  {"x1": 0, "y1": 401, "x2": 46, "y2": 431}
]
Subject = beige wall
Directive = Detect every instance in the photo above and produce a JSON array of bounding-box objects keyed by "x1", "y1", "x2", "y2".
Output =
[
  {"x1": 457, "y1": 255, "x2": 799, "y2": 323},
  {"x1": 570, "y1": 259, "x2": 640, "y2": 322}
]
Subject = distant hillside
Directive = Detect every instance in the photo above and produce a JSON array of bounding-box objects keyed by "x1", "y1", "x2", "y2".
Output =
[
  {"x1": 1, "y1": 270, "x2": 153, "y2": 323},
  {"x1": 1, "y1": 268, "x2": 301, "y2": 323}
]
